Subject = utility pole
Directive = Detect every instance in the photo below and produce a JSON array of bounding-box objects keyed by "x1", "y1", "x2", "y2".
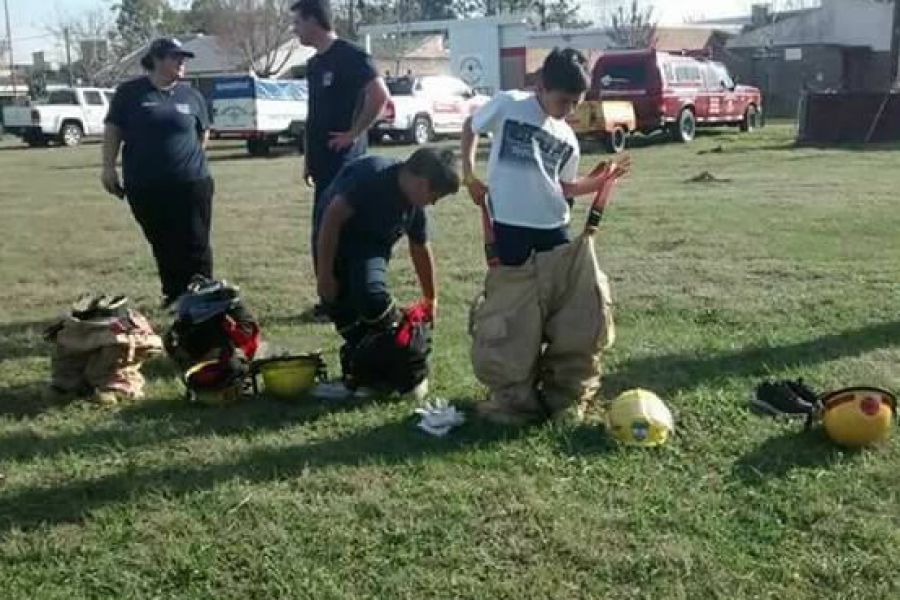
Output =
[
  {"x1": 891, "y1": 0, "x2": 900, "y2": 87},
  {"x1": 536, "y1": 0, "x2": 546, "y2": 30},
  {"x1": 64, "y1": 26, "x2": 74, "y2": 86},
  {"x1": 3, "y1": 0, "x2": 15, "y2": 97}
]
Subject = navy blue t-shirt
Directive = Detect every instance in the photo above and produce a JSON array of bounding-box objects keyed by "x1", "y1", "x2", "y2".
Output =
[
  {"x1": 105, "y1": 77, "x2": 210, "y2": 189},
  {"x1": 324, "y1": 156, "x2": 428, "y2": 257},
  {"x1": 306, "y1": 40, "x2": 377, "y2": 183}
]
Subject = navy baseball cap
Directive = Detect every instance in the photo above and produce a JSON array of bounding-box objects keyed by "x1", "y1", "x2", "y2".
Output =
[{"x1": 147, "y1": 38, "x2": 195, "y2": 59}]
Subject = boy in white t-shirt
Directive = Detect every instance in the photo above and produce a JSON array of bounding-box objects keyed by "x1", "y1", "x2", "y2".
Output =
[{"x1": 461, "y1": 48, "x2": 628, "y2": 425}]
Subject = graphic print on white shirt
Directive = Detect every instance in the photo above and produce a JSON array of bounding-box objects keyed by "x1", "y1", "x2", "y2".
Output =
[
  {"x1": 499, "y1": 120, "x2": 575, "y2": 176},
  {"x1": 472, "y1": 90, "x2": 580, "y2": 230}
]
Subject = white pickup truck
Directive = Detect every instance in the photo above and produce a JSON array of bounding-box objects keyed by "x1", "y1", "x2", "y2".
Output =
[
  {"x1": 372, "y1": 75, "x2": 489, "y2": 145},
  {"x1": 2, "y1": 87, "x2": 114, "y2": 147}
]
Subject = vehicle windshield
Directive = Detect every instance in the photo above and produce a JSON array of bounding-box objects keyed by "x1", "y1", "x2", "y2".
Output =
[{"x1": 386, "y1": 77, "x2": 415, "y2": 95}]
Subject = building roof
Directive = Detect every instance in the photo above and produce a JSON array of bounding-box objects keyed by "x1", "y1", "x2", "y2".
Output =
[
  {"x1": 372, "y1": 34, "x2": 448, "y2": 60},
  {"x1": 524, "y1": 26, "x2": 730, "y2": 54},
  {"x1": 359, "y1": 15, "x2": 528, "y2": 37},
  {"x1": 691, "y1": 9, "x2": 817, "y2": 34},
  {"x1": 181, "y1": 35, "x2": 245, "y2": 75},
  {"x1": 728, "y1": 0, "x2": 893, "y2": 51},
  {"x1": 97, "y1": 34, "x2": 313, "y2": 82},
  {"x1": 654, "y1": 27, "x2": 724, "y2": 52},
  {"x1": 526, "y1": 27, "x2": 614, "y2": 51}
]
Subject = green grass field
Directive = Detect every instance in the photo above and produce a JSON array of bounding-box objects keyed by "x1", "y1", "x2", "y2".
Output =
[{"x1": 1, "y1": 125, "x2": 899, "y2": 599}]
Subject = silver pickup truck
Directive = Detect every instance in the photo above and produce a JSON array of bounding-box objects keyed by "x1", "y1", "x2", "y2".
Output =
[{"x1": 2, "y1": 87, "x2": 114, "y2": 147}]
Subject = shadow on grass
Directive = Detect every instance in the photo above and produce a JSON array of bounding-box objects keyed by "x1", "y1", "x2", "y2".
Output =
[
  {"x1": 257, "y1": 307, "x2": 335, "y2": 327},
  {"x1": 0, "y1": 382, "x2": 415, "y2": 463},
  {"x1": 730, "y1": 428, "x2": 845, "y2": 486},
  {"x1": 554, "y1": 423, "x2": 617, "y2": 457},
  {"x1": 0, "y1": 381, "x2": 75, "y2": 419},
  {"x1": 794, "y1": 141, "x2": 900, "y2": 153},
  {"x1": 0, "y1": 355, "x2": 181, "y2": 420},
  {"x1": 206, "y1": 147, "x2": 299, "y2": 163},
  {"x1": 51, "y1": 163, "x2": 105, "y2": 171},
  {"x1": 707, "y1": 140, "x2": 900, "y2": 155},
  {"x1": 604, "y1": 319, "x2": 900, "y2": 399},
  {"x1": 0, "y1": 319, "x2": 52, "y2": 362},
  {"x1": 140, "y1": 356, "x2": 181, "y2": 381},
  {"x1": 0, "y1": 409, "x2": 532, "y2": 533}
]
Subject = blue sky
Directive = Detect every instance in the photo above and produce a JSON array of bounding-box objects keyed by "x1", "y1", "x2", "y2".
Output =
[{"x1": 6, "y1": 0, "x2": 765, "y2": 64}]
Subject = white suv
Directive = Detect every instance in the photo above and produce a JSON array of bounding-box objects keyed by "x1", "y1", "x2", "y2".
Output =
[{"x1": 372, "y1": 75, "x2": 489, "y2": 145}]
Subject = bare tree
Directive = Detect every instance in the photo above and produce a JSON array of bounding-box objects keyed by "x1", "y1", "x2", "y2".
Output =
[
  {"x1": 608, "y1": 0, "x2": 656, "y2": 49},
  {"x1": 212, "y1": 0, "x2": 295, "y2": 77},
  {"x1": 47, "y1": 8, "x2": 121, "y2": 85},
  {"x1": 367, "y1": 0, "x2": 423, "y2": 75}
]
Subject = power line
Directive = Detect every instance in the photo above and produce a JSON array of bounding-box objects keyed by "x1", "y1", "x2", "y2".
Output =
[{"x1": 5, "y1": 32, "x2": 57, "y2": 43}]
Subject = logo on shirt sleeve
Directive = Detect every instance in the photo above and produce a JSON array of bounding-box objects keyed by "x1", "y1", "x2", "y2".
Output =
[{"x1": 175, "y1": 103, "x2": 192, "y2": 115}]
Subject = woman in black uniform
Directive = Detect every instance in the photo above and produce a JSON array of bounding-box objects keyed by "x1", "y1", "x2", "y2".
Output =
[{"x1": 101, "y1": 37, "x2": 214, "y2": 307}]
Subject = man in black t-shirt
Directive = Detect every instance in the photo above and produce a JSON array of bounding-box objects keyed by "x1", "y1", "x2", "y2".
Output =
[{"x1": 291, "y1": 0, "x2": 389, "y2": 291}]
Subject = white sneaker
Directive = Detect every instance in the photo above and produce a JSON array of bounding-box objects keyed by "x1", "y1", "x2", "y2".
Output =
[{"x1": 404, "y1": 378, "x2": 429, "y2": 403}]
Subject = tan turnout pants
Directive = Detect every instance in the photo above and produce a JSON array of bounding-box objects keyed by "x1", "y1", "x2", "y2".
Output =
[
  {"x1": 50, "y1": 312, "x2": 163, "y2": 399},
  {"x1": 470, "y1": 236, "x2": 615, "y2": 420}
]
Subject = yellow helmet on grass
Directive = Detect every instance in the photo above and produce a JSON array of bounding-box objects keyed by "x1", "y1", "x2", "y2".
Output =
[
  {"x1": 820, "y1": 387, "x2": 896, "y2": 448},
  {"x1": 605, "y1": 388, "x2": 674, "y2": 447},
  {"x1": 251, "y1": 353, "x2": 327, "y2": 400}
]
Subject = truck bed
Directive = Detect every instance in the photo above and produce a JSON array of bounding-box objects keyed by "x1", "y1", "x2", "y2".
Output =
[{"x1": 2, "y1": 106, "x2": 33, "y2": 129}]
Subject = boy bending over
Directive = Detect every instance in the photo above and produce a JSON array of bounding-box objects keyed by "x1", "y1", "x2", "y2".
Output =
[{"x1": 316, "y1": 147, "x2": 459, "y2": 395}]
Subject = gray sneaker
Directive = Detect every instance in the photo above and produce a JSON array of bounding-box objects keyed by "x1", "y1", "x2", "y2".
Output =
[
  {"x1": 310, "y1": 381, "x2": 354, "y2": 401},
  {"x1": 310, "y1": 381, "x2": 376, "y2": 402}
]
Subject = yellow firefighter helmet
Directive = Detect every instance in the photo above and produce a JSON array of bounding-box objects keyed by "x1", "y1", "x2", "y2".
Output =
[
  {"x1": 605, "y1": 389, "x2": 674, "y2": 447},
  {"x1": 820, "y1": 387, "x2": 896, "y2": 448}
]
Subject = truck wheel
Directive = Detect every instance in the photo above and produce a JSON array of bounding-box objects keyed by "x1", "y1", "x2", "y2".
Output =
[
  {"x1": 368, "y1": 130, "x2": 384, "y2": 145},
  {"x1": 409, "y1": 116, "x2": 433, "y2": 145},
  {"x1": 740, "y1": 105, "x2": 760, "y2": 133},
  {"x1": 604, "y1": 127, "x2": 627, "y2": 154},
  {"x1": 673, "y1": 109, "x2": 696, "y2": 143},
  {"x1": 59, "y1": 122, "x2": 83, "y2": 147},
  {"x1": 247, "y1": 138, "x2": 271, "y2": 157}
]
